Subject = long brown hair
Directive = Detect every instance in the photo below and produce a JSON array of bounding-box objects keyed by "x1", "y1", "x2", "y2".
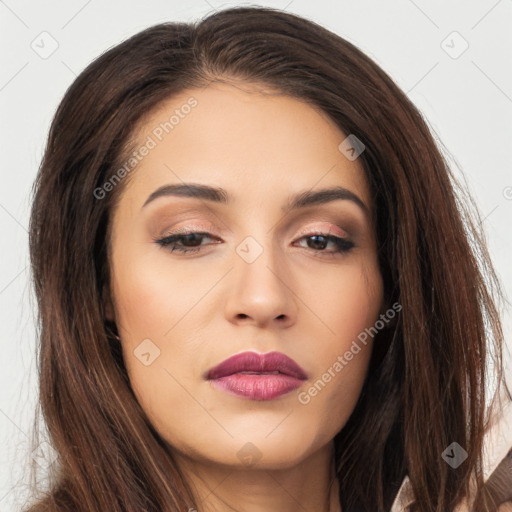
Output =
[{"x1": 26, "y1": 6, "x2": 509, "y2": 511}]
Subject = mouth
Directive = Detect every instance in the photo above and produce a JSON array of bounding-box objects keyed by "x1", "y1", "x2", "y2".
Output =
[{"x1": 205, "y1": 351, "x2": 308, "y2": 401}]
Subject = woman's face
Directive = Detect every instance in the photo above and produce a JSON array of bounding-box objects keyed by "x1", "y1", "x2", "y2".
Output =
[{"x1": 106, "y1": 81, "x2": 384, "y2": 470}]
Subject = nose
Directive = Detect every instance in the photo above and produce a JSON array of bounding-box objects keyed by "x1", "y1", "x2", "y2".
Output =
[{"x1": 223, "y1": 238, "x2": 298, "y2": 329}]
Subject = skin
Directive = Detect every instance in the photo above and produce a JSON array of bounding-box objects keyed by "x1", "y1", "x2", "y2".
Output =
[{"x1": 105, "y1": 81, "x2": 384, "y2": 512}]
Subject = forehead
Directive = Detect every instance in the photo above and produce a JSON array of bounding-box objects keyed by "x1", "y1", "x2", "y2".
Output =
[{"x1": 119, "y1": 81, "x2": 371, "y2": 212}]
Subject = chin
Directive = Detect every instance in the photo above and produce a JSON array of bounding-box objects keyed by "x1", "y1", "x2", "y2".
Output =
[{"x1": 171, "y1": 431, "x2": 319, "y2": 471}]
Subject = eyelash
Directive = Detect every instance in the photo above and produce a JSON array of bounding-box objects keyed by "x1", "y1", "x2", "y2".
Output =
[{"x1": 154, "y1": 227, "x2": 355, "y2": 257}]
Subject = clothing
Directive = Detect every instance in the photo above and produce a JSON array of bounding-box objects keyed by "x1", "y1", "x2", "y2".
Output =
[{"x1": 390, "y1": 396, "x2": 512, "y2": 511}]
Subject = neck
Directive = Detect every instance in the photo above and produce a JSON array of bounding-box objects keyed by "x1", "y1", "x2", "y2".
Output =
[{"x1": 175, "y1": 441, "x2": 340, "y2": 512}]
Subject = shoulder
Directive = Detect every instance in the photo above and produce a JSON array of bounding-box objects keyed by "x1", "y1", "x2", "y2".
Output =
[
  {"x1": 391, "y1": 396, "x2": 512, "y2": 512},
  {"x1": 483, "y1": 447, "x2": 512, "y2": 510},
  {"x1": 479, "y1": 393, "x2": 512, "y2": 509},
  {"x1": 23, "y1": 489, "x2": 76, "y2": 512}
]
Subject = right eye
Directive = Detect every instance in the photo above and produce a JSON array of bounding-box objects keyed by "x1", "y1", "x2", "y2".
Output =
[{"x1": 154, "y1": 231, "x2": 220, "y2": 254}]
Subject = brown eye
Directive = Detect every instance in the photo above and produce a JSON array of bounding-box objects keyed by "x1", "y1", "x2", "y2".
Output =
[
  {"x1": 155, "y1": 231, "x2": 218, "y2": 254},
  {"x1": 295, "y1": 233, "x2": 354, "y2": 255}
]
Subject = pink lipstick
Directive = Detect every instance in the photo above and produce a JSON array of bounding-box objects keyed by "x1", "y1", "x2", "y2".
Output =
[{"x1": 205, "y1": 351, "x2": 308, "y2": 401}]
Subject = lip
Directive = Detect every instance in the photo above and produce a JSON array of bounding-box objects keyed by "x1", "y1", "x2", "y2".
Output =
[{"x1": 205, "y1": 351, "x2": 309, "y2": 401}]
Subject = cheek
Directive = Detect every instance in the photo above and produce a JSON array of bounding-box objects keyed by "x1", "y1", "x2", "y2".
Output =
[
  {"x1": 110, "y1": 247, "x2": 205, "y2": 337},
  {"x1": 110, "y1": 251, "x2": 210, "y2": 422},
  {"x1": 301, "y1": 261, "x2": 382, "y2": 419},
  {"x1": 314, "y1": 259, "x2": 383, "y2": 346}
]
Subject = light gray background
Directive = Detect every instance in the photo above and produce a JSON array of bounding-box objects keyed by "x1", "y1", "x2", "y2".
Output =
[{"x1": 1, "y1": 1, "x2": 511, "y2": 510}]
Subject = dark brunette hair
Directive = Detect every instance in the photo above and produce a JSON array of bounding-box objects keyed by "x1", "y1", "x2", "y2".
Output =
[{"x1": 26, "y1": 6, "x2": 509, "y2": 512}]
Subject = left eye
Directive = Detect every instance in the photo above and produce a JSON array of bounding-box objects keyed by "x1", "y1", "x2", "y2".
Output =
[
  {"x1": 296, "y1": 233, "x2": 354, "y2": 254},
  {"x1": 155, "y1": 231, "x2": 354, "y2": 255}
]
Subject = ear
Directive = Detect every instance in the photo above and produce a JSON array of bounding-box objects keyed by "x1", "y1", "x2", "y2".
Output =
[
  {"x1": 102, "y1": 284, "x2": 116, "y2": 322},
  {"x1": 378, "y1": 294, "x2": 400, "y2": 330},
  {"x1": 378, "y1": 293, "x2": 391, "y2": 319},
  {"x1": 379, "y1": 298, "x2": 390, "y2": 316}
]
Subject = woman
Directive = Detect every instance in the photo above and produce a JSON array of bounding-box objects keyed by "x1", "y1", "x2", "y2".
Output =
[{"x1": 26, "y1": 6, "x2": 511, "y2": 511}]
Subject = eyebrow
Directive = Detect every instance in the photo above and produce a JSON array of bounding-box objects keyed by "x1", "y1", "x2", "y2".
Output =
[{"x1": 142, "y1": 183, "x2": 368, "y2": 215}]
